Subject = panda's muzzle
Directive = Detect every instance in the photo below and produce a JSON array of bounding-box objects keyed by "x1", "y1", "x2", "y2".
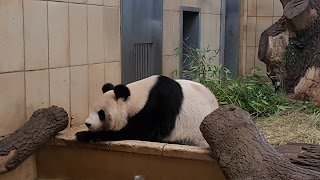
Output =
[{"x1": 85, "y1": 123, "x2": 91, "y2": 128}]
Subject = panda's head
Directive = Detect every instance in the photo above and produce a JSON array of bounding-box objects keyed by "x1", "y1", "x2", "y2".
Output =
[{"x1": 84, "y1": 83, "x2": 131, "y2": 132}]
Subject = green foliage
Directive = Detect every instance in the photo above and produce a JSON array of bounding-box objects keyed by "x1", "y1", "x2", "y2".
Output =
[
  {"x1": 174, "y1": 45, "x2": 294, "y2": 117},
  {"x1": 203, "y1": 68, "x2": 293, "y2": 117},
  {"x1": 172, "y1": 45, "x2": 219, "y2": 83}
]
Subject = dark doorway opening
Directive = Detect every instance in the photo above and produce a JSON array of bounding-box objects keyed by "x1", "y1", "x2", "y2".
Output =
[{"x1": 180, "y1": 7, "x2": 200, "y2": 79}]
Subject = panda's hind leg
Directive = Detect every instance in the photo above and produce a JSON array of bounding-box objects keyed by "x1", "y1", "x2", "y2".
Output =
[{"x1": 160, "y1": 139, "x2": 196, "y2": 146}]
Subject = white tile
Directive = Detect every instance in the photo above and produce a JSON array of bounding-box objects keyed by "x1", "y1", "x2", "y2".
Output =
[
  {"x1": 24, "y1": 0, "x2": 48, "y2": 70},
  {"x1": 71, "y1": 65, "x2": 88, "y2": 126},
  {"x1": 50, "y1": 67, "x2": 70, "y2": 119},
  {"x1": 0, "y1": 72, "x2": 25, "y2": 136},
  {"x1": 104, "y1": 7, "x2": 120, "y2": 62},
  {"x1": 104, "y1": 0, "x2": 119, "y2": 7},
  {"x1": 163, "y1": 11, "x2": 173, "y2": 56},
  {"x1": 69, "y1": 3, "x2": 88, "y2": 66},
  {"x1": 105, "y1": 62, "x2": 121, "y2": 85},
  {"x1": 88, "y1": 63, "x2": 104, "y2": 112},
  {"x1": 87, "y1": 0, "x2": 103, "y2": 5},
  {"x1": 0, "y1": 0, "x2": 24, "y2": 73},
  {"x1": 48, "y1": 1, "x2": 70, "y2": 68},
  {"x1": 26, "y1": 70, "x2": 49, "y2": 119},
  {"x1": 88, "y1": 5, "x2": 104, "y2": 64}
]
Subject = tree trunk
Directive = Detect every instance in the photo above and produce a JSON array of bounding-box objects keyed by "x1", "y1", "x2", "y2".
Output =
[
  {"x1": 200, "y1": 105, "x2": 320, "y2": 180},
  {"x1": 0, "y1": 106, "x2": 68, "y2": 174},
  {"x1": 258, "y1": 0, "x2": 320, "y2": 102},
  {"x1": 275, "y1": 143, "x2": 320, "y2": 172}
]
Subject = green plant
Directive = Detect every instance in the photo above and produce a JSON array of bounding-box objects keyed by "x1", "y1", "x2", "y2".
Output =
[
  {"x1": 174, "y1": 44, "x2": 294, "y2": 117},
  {"x1": 171, "y1": 44, "x2": 219, "y2": 83}
]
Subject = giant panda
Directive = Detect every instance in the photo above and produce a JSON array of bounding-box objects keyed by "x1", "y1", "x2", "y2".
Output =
[{"x1": 76, "y1": 75, "x2": 219, "y2": 147}]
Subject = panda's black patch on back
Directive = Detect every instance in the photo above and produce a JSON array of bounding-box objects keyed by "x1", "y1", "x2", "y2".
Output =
[
  {"x1": 76, "y1": 76, "x2": 185, "y2": 145},
  {"x1": 123, "y1": 76, "x2": 183, "y2": 142}
]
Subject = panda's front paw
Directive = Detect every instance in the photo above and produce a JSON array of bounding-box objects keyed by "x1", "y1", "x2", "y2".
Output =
[{"x1": 76, "y1": 131, "x2": 92, "y2": 142}]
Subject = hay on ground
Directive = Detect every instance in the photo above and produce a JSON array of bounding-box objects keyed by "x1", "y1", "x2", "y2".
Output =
[{"x1": 256, "y1": 111, "x2": 320, "y2": 146}]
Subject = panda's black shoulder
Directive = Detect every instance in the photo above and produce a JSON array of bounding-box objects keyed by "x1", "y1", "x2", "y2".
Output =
[{"x1": 152, "y1": 76, "x2": 182, "y2": 94}]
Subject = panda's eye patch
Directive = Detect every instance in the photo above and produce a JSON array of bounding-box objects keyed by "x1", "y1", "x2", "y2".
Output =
[{"x1": 98, "y1": 110, "x2": 106, "y2": 121}]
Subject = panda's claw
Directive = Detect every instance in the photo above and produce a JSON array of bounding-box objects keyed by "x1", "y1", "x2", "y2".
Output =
[{"x1": 76, "y1": 131, "x2": 92, "y2": 142}]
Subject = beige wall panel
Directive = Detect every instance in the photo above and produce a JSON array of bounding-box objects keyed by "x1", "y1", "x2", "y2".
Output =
[
  {"x1": 254, "y1": 46, "x2": 266, "y2": 71},
  {"x1": 201, "y1": 0, "x2": 211, "y2": 14},
  {"x1": 163, "y1": 11, "x2": 174, "y2": 56},
  {"x1": 88, "y1": 5, "x2": 105, "y2": 64},
  {"x1": 0, "y1": 72, "x2": 25, "y2": 136},
  {"x1": 88, "y1": 0, "x2": 103, "y2": 5},
  {"x1": 104, "y1": 7, "x2": 120, "y2": 62},
  {"x1": 105, "y1": 62, "x2": 121, "y2": 85},
  {"x1": 255, "y1": 17, "x2": 272, "y2": 46},
  {"x1": 247, "y1": 0, "x2": 256, "y2": 16},
  {"x1": 163, "y1": 0, "x2": 181, "y2": 11},
  {"x1": 200, "y1": 14, "x2": 210, "y2": 49},
  {"x1": 257, "y1": 0, "x2": 273, "y2": 16},
  {"x1": 172, "y1": 11, "x2": 180, "y2": 52},
  {"x1": 49, "y1": 67, "x2": 70, "y2": 120},
  {"x1": 247, "y1": 17, "x2": 256, "y2": 47},
  {"x1": 209, "y1": 14, "x2": 221, "y2": 51},
  {"x1": 88, "y1": 63, "x2": 104, "y2": 112},
  {"x1": 163, "y1": 55, "x2": 180, "y2": 79},
  {"x1": 0, "y1": 0, "x2": 24, "y2": 73},
  {"x1": 189, "y1": 0, "x2": 200, "y2": 8},
  {"x1": 273, "y1": 0, "x2": 283, "y2": 16},
  {"x1": 70, "y1": 0, "x2": 87, "y2": 3},
  {"x1": 71, "y1": 65, "x2": 89, "y2": 126},
  {"x1": 24, "y1": 0, "x2": 48, "y2": 70},
  {"x1": 48, "y1": 1, "x2": 70, "y2": 68},
  {"x1": 70, "y1": 3, "x2": 88, "y2": 66},
  {"x1": 246, "y1": 47, "x2": 255, "y2": 74},
  {"x1": 181, "y1": 0, "x2": 190, "y2": 7},
  {"x1": 211, "y1": 0, "x2": 221, "y2": 15},
  {"x1": 104, "y1": 0, "x2": 119, "y2": 7},
  {"x1": 26, "y1": 70, "x2": 50, "y2": 120},
  {"x1": 273, "y1": 16, "x2": 281, "y2": 23}
]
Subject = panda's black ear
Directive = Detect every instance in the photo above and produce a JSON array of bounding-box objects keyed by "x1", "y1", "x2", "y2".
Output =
[
  {"x1": 114, "y1": 84, "x2": 130, "y2": 101},
  {"x1": 102, "y1": 83, "x2": 114, "y2": 93}
]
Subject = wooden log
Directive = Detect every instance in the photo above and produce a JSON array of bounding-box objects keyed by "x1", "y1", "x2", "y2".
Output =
[
  {"x1": 258, "y1": 0, "x2": 319, "y2": 100},
  {"x1": 0, "y1": 106, "x2": 68, "y2": 174},
  {"x1": 284, "y1": 0, "x2": 313, "y2": 31},
  {"x1": 200, "y1": 105, "x2": 320, "y2": 179},
  {"x1": 275, "y1": 143, "x2": 320, "y2": 172}
]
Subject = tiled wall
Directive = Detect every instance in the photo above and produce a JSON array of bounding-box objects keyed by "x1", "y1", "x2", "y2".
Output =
[
  {"x1": 0, "y1": 0, "x2": 221, "y2": 137},
  {"x1": 239, "y1": 0, "x2": 283, "y2": 75},
  {"x1": 162, "y1": 0, "x2": 221, "y2": 78},
  {"x1": 0, "y1": 0, "x2": 121, "y2": 137}
]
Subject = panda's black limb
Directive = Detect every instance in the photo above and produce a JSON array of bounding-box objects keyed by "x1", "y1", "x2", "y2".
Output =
[
  {"x1": 160, "y1": 140, "x2": 196, "y2": 146},
  {"x1": 76, "y1": 131, "x2": 196, "y2": 146},
  {"x1": 76, "y1": 130, "x2": 130, "y2": 142}
]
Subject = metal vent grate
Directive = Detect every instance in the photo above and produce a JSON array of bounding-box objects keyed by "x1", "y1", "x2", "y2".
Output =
[{"x1": 133, "y1": 43, "x2": 153, "y2": 81}]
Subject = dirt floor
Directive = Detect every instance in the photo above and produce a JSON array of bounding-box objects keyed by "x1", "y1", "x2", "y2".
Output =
[{"x1": 256, "y1": 110, "x2": 320, "y2": 146}]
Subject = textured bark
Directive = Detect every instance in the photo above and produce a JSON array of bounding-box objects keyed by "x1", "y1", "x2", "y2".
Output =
[
  {"x1": 258, "y1": 0, "x2": 320, "y2": 101},
  {"x1": 0, "y1": 106, "x2": 68, "y2": 174},
  {"x1": 276, "y1": 143, "x2": 320, "y2": 172},
  {"x1": 200, "y1": 105, "x2": 320, "y2": 180}
]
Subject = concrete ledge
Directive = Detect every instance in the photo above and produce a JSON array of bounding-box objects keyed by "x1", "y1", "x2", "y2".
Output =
[
  {"x1": 48, "y1": 125, "x2": 214, "y2": 162},
  {"x1": 36, "y1": 126, "x2": 225, "y2": 180}
]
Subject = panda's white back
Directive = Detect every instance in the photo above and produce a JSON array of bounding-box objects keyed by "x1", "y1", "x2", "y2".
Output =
[{"x1": 163, "y1": 80, "x2": 219, "y2": 147}]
